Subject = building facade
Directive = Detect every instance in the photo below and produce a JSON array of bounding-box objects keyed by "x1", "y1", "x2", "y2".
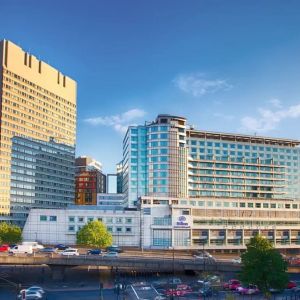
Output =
[
  {"x1": 75, "y1": 156, "x2": 106, "y2": 205},
  {"x1": 123, "y1": 114, "x2": 300, "y2": 206},
  {"x1": 116, "y1": 161, "x2": 123, "y2": 194},
  {"x1": 0, "y1": 40, "x2": 77, "y2": 217},
  {"x1": 10, "y1": 136, "x2": 75, "y2": 227},
  {"x1": 140, "y1": 196, "x2": 300, "y2": 250},
  {"x1": 23, "y1": 207, "x2": 140, "y2": 247}
]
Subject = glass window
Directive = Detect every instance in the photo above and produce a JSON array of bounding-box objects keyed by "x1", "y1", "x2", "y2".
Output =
[
  {"x1": 126, "y1": 227, "x2": 132, "y2": 233},
  {"x1": 87, "y1": 217, "x2": 94, "y2": 222},
  {"x1": 68, "y1": 225, "x2": 75, "y2": 232},
  {"x1": 40, "y1": 215, "x2": 47, "y2": 221},
  {"x1": 248, "y1": 203, "x2": 253, "y2": 208},
  {"x1": 68, "y1": 216, "x2": 75, "y2": 222},
  {"x1": 49, "y1": 216, "x2": 57, "y2": 222},
  {"x1": 126, "y1": 218, "x2": 132, "y2": 224},
  {"x1": 116, "y1": 227, "x2": 122, "y2": 232},
  {"x1": 78, "y1": 217, "x2": 84, "y2": 223}
]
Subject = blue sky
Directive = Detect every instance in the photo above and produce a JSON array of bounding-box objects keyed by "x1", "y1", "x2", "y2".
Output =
[{"x1": 1, "y1": 0, "x2": 300, "y2": 173}]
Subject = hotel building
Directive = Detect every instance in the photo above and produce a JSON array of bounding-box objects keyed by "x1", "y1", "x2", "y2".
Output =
[{"x1": 0, "y1": 40, "x2": 77, "y2": 218}]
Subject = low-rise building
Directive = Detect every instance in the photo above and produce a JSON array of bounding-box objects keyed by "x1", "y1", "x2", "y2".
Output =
[{"x1": 23, "y1": 206, "x2": 140, "y2": 247}]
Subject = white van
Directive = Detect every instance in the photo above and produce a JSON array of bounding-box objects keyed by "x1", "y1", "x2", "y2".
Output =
[
  {"x1": 22, "y1": 241, "x2": 44, "y2": 250},
  {"x1": 9, "y1": 245, "x2": 33, "y2": 254}
]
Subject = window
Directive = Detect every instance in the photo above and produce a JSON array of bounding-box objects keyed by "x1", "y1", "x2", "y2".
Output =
[
  {"x1": 182, "y1": 210, "x2": 190, "y2": 215},
  {"x1": 40, "y1": 215, "x2": 47, "y2": 221},
  {"x1": 78, "y1": 217, "x2": 84, "y2": 223},
  {"x1": 126, "y1": 227, "x2": 132, "y2": 233},
  {"x1": 69, "y1": 216, "x2": 75, "y2": 222},
  {"x1": 68, "y1": 225, "x2": 75, "y2": 232},
  {"x1": 248, "y1": 203, "x2": 253, "y2": 208},
  {"x1": 107, "y1": 227, "x2": 113, "y2": 232},
  {"x1": 116, "y1": 218, "x2": 123, "y2": 223},
  {"x1": 49, "y1": 216, "x2": 57, "y2": 222},
  {"x1": 87, "y1": 217, "x2": 94, "y2": 222},
  {"x1": 125, "y1": 218, "x2": 132, "y2": 224},
  {"x1": 116, "y1": 227, "x2": 122, "y2": 232},
  {"x1": 97, "y1": 217, "x2": 103, "y2": 221}
]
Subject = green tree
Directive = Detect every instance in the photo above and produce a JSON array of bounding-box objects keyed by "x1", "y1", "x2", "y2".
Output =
[
  {"x1": 240, "y1": 234, "x2": 288, "y2": 297},
  {"x1": 0, "y1": 222, "x2": 22, "y2": 244},
  {"x1": 76, "y1": 220, "x2": 112, "y2": 248}
]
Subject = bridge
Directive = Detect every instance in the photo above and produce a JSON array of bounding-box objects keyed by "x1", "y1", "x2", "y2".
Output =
[{"x1": 0, "y1": 254, "x2": 240, "y2": 279}]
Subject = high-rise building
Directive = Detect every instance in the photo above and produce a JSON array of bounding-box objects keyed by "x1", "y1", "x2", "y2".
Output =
[
  {"x1": 0, "y1": 40, "x2": 77, "y2": 217},
  {"x1": 123, "y1": 114, "x2": 300, "y2": 206},
  {"x1": 75, "y1": 156, "x2": 106, "y2": 205},
  {"x1": 116, "y1": 161, "x2": 123, "y2": 194},
  {"x1": 10, "y1": 136, "x2": 75, "y2": 227}
]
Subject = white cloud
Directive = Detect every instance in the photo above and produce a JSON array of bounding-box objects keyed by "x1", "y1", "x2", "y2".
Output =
[
  {"x1": 174, "y1": 73, "x2": 232, "y2": 97},
  {"x1": 241, "y1": 102, "x2": 300, "y2": 133},
  {"x1": 268, "y1": 98, "x2": 282, "y2": 108},
  {"x1": 84, "y1": 108, "x2": 146, "y2": 134}
]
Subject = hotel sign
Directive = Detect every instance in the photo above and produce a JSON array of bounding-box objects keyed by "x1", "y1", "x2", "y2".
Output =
[{"x1": 174, "y1": 215, "x2": 190, "y2": 228}]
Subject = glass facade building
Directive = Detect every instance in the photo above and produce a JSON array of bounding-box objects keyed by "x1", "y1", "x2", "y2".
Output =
[
  {"x1": 10, "y1": 136, "x2": 75, "y2": 227},
  {"x1": 122, "y1": 114, "x2": 300, "y2": 206}
]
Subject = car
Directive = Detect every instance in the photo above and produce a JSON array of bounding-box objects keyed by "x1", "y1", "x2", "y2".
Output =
[
  {"x1": 165, "y1": 285, "x2": 192, "y2": 297},
  {"x1": 287, "y1": 281, "x2": 297, "y2": 289},
  {"x1": 39, "y1": 247, "x2": 57, "y2": 253},
  {"x1": 194, "y1": 252, "x2": 215, "y2": 261},
  {"x1": 168, "y1": 278, "x2": 182, "y2": 285},
  {"x1": 237, "y1": 284, "x2": 259, "y2": 295},
  {"x1": 223, "y1": 279, "x2": 241, "y2": 290},
  {"x1": 103, "y1": 251, "x2": 118, "y2": 258},
  {"x1": 60, "y1": 248, "x2": 79, "y2": 256},
  {"x1": 26, "y1": 286, "x2": 45, "y2": 295},
  {"x1": 199, "y1": 286, "x2": 213, "y2": 296},
  {"x1": 87, "y1": 249, "x2": 102, "y2": 255},
  {"x1": 0, "y1": 244, "x2": 10, "y2": 252},
  {"x1": 231, "y1": 257, "x2": 242, "y2": 264},
  {"x1": 18, "y1": 290, "x2": 42, "y2": 299},
  {"x1": 54, "y1": 244, "x2": 69, "y2": 250},
  {"x1": 106, "y1": 245, "x2": 123, "y2": 253}
]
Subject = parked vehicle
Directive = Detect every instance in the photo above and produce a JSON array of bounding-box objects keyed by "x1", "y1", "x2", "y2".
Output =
[
  {"x1": 165, "y1": 285, "x2": 192, "y2": 297},
  {"x1": 199, "y1": 286, "x2": 213, "y2": 296},
  {"x1": 0, "y1": 244, "x2": 10, "y2": 252},
  {"x1": 39, "y1": 247, "x2": 57, "y2": 253},
  {"x1": 223, "y1": 279, "x2": 241, "y2": 290},
  {"x1": 87, "y1": 249, "x2": 102, "y2": 255},
  {"x1": 231, "y1": 257, "x2": 242, "y2": 264},
  {"x1": 9, "y1": 244, "x2": 33, "y2": 254},
  {"x1": 26, "y1": 286, "x2": 45, "y2": 295},
  {"x1": 237, "y1": 284, "x2": 259, "y2": 295},
  {"x1": 54, "y1": 244, "x2": 69, "y2": 250},
  {"x1": 168, "y1": 278, "x2": 182, "y2": 285},
  {"x1": 103, "y1": 251, "x2": 118, "y2": 258},
  {"x1": 17, "y1": 290, "x2": 42, "y2": 299},
  {"x1": 22, "y1": 241, "x2": 44, "y2": 250},
  {"x1": 287, "y1": 281, "x2": 297, "y2": 289},
  {"x1": 60, "y1": 248, "x2": 79, "y2": 256},
  {"x1": 106, "y1": 245, "x2": 123, "y2": 253}
]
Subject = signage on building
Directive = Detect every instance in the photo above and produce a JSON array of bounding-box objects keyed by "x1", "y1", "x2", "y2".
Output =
[{"x1": 174, "y1": 215, "x2": 190, "y2": 228}]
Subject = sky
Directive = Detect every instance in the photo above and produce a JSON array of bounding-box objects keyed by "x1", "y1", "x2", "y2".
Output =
[{"x1": 1, "y1": 0, "x2": 300, "y2": 173}]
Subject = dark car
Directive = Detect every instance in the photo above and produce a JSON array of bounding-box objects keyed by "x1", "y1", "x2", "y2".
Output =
[
  {"x1": 54, "y1": 244, "x2": 69, "y2": 250},
  {"x1": 106, "y1": 246, "x2": 123, "y2": 253},
  {"x1": 87, "y1": 249, "x2": 102, "y2": 255},
  {"x1": 199, "y1": 286, "x2": 213, "y2": 297},
  {"x1": 39, "y1": 247, "x2": 57, "y2": 253}
]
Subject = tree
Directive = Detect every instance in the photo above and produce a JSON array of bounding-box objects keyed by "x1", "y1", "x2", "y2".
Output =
[
  {"x1": 0, "y1": 222, "x2": 22, "y2": 244},
  {"x1": 240, "y1": 234, "x2": 288, "y2": 297},
  {"x1": 76, "y1": 220, "x2": 113, "y2": 248}
]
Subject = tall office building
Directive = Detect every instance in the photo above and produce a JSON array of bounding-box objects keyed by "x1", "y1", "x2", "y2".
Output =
[
  {"x1": 10, "y1": 136, "x2": 75, "y2": 227},
  {"x1": 75, "y1": 156, "x2": 106, "y2": 205},
  {"x1": 123, "y1": 114, "x2": 300, "y2": 206},
  {"x1": 0, "y1": 40, "x2": 77, "y2": 217}
]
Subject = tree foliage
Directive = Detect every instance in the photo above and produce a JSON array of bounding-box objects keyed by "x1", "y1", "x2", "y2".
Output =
[
  {"x1": 76, "y1": 220, "x2": 112, "y2": 248},
  {"x1": 240, "y1": 234, "x2": 288, "y2": 296},
  {"x1": 0, "y1": 222, "x2": 22, "y2": 244}
]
